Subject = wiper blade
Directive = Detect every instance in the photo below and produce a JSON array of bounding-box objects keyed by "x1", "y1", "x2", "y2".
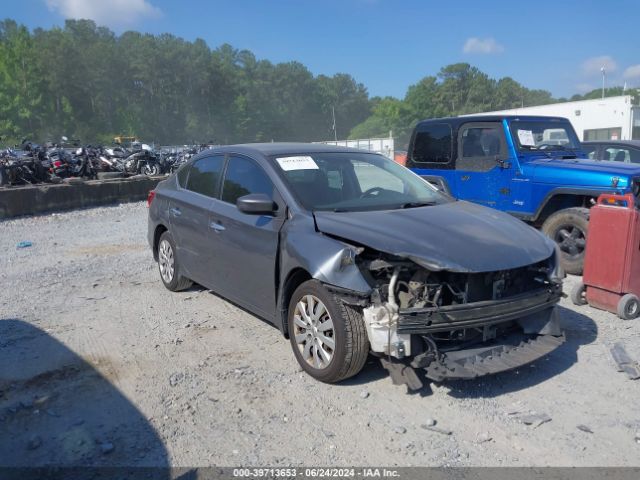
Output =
[{"x1": 400, "y1": 201, "x2": 437, "y2": 209}]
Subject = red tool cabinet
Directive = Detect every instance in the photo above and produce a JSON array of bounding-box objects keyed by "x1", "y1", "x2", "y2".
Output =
[{"x1": 571, "y1": 193, "x2": 640, "y2": 319}]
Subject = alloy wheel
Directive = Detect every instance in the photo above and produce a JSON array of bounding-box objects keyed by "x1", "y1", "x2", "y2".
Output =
[
  {"x1": 293, "y1": 295, "x2": 335, "y2": 369},
  {"x1": 158, "y1": 239, "x2": 174, "y2": 283},
  {"x1": 554, "y1": 224, "x2": 586, "y2": 259}
]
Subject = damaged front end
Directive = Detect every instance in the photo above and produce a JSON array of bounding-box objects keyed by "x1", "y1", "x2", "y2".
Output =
[{"x1": 351, "y1": 247, "x2": 565, "y2": 385}]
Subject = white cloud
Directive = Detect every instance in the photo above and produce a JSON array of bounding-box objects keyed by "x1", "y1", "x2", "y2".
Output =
[
  {"x1": 45, "y1": 0, "x2": 162, "y2": 27},
  {"x1": 462, "y1": 37, "x2": 504, "y2": 55},
  {"x1": 623, "y1": 64, "x2": 640, "y2": 80},
  {"x1": 581, "y1": 55, "x2": 617, "y2": 76}
]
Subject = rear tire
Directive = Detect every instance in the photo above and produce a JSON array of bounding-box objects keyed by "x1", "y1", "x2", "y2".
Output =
[
  {"x1": 143, "y1": 163, "x2": 161, "y2": 176},
  {"x1": 541, "y1": 207, "x2": 589, "y2": 276},
  {"x1": 570, "y1": 281, "x2": 587, "y2": 306},
  {"x1": 287, "y1": 280, "x2": 369, "y2": 383},
  {"x1": 617, "y1": 294, "x2": 640, "y2": 320},
  {"x1": 157, "y1": 231, "x2": 192, "y2": 292}
]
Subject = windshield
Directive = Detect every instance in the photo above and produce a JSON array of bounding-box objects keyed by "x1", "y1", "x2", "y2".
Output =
[
  {"x1": 510, "y1": 120, "x2": 581, "y2": 152},
  {"x1": 273, "y1": 152, "x2": 447, "y2": 212}
]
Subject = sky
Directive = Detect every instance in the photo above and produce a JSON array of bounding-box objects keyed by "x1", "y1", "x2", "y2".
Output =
[{"x1": 5, "y1": 0, "x2": 640, "y2": 99}]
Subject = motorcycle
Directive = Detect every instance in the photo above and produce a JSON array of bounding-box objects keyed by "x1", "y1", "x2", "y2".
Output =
[{"x1": 100, "y1": 143, "x2": 161, "y2": 176}]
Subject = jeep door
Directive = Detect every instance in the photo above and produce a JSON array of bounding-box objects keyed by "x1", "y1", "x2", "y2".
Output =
[
  {"x1": 454, "y1": 121, "x2": 514, "y2": 209},
  {"x1": 206, "y1": 154, "x2": 284, "y2": 319}
]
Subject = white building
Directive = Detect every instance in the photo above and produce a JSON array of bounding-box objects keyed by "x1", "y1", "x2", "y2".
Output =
[
  {"x1": 316, "y1": 134, "x2": 395, "y2": 159},
  {"x1": 468, "y1": 95, "x2": 640, "y2": 141}
]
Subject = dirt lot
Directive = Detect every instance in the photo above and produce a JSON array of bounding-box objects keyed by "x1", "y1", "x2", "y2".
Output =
[{"x1": 1, "y1": 202, "x2": 639, "y2": 467}]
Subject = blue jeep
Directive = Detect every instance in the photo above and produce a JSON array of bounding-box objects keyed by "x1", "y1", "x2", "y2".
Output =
[{"x1": 406, "y1": 115, "x2": 640, "y2": 274}]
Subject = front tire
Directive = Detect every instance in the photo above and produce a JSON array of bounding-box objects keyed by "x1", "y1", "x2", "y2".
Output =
[
  {"x1": 542, "y1": 207, "x2": 589, "y2": 275},
  {"x1": 287, "y1": 280, "x2": 369, "y2": 383},
  {"x1": 157, "y1": 231, "x2": 192, "y2": 292}
]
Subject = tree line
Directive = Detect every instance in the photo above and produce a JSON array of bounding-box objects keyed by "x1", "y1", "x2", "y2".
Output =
[{"x1": 0, "y1": 19, "x2": 634, "y2": 148}]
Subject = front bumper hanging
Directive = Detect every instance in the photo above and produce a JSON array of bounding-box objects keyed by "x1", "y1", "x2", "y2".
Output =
[{"x1": 411, "y1": 332, "x2": 566, "y2": 382}]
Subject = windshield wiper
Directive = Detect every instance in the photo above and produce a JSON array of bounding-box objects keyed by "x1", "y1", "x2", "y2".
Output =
[{"x1": 399, "y1": 201, "x2": 438, "y2": 209}]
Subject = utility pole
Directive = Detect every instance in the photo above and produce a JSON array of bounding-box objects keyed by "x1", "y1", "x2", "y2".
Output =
[
  {"x1": 332, "y1": 106, "x2": 338, "y2": 141},
  {"x1": 601, "y1": 66, "x2": 606, "y2": 99}
]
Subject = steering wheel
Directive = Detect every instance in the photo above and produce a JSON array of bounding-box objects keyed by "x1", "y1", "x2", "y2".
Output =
[{"x1": 360, "y1": 187, "x2": 386, "y2": 198}]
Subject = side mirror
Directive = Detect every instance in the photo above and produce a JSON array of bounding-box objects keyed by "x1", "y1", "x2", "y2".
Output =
[{"x1": 236, "y1": 193, "x2": 277, "y2": 215}]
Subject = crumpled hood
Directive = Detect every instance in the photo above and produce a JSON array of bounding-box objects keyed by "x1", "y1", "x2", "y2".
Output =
[{"x1": 313, "y1": 201, "x2": 555, "y2": 273}]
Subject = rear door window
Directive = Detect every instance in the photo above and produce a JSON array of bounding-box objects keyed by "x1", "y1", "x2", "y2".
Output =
[
  {"x1": 177, "y1": 164, "x2": 190, "y2": 187},
  {"x1": 221, "y1": 155, "x2": 273, "y2": 204},
  {"x1": 186, "y1": 155, "x2": 225, "y2": 198},
  {"x1": 411, "y1": 124, "x2": 452, "y2": 164}
]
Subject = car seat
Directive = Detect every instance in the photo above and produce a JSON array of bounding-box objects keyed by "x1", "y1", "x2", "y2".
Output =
[
  {"x1": 613, "y1": 150, "x2": 627, "y2": 162},
  {"x1": 463, "y1": 131, "x2": 485, "y2": 157},
  {"x1": 290, "y1": 170, "x2": 332, "y2": 207}
]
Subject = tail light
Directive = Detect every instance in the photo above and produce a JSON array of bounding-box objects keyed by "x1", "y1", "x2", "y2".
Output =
[{"x1": 147, "y1": 190, "x2": 156, "y2": 207}]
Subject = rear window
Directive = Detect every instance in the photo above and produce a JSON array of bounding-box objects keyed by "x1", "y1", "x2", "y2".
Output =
[
  {"x1": 186, "y1": 156, "x2": 225, "y2": 198},
  {"x1": 177, "y1": 164, "x2": 190, "y2": 187},
  {"x1": 411, "y1": 123, "x2": 452, "y2": 163}
]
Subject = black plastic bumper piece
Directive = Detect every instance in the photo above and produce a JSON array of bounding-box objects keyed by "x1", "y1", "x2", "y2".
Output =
[
  {"x1": 412, "y1": 333, "x2": 565, "y2": 382},
  {"x1": 397, "y1": 288, "x2": 562, "y2": 334}
]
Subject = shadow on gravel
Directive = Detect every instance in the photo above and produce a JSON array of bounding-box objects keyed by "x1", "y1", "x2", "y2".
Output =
[
  {"x1": 0, "y1": 319, "x2": 169, "y2": 473},
  {"x1": 445, "y1": 306, "x2": 598, "y2": 398}
]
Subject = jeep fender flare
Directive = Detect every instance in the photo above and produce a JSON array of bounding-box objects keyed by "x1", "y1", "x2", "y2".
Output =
[{"x1": 518, "y1": 188, "x2": 607, "y2": 223}]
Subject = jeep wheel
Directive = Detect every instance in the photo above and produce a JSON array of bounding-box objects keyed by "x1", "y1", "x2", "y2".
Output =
[
  {"x1": 542, "y1": 208, "x2": 589, "y2": 275},
  {"x1": 287, "y1": 280, "x2": 369, "y2": 383}
]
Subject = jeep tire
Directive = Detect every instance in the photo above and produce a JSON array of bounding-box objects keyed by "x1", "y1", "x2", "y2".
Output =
[{"x1": 541, "y1": 207, "x2": 589, "y2": 275}]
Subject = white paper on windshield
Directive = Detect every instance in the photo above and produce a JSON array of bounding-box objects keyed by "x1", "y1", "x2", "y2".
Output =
[
  {"x1": 276, "y1": 156, "x2": 319, "y2": 171},
  {"x1": 517, "y1": 129, "x2": 536, "y2": 146}
]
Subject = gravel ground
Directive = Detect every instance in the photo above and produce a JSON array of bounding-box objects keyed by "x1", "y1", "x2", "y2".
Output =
[{"x1": 1, "y1": 202, "x2": 639, "y2": 467}]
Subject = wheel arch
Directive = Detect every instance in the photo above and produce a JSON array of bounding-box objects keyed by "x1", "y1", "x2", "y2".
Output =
[
  {"x1": 278, "y1": 267, "x2": 313, "y2": 338},
  {"x1": 533, "y1": 190, "x2": 600, "y2": 226},
  {"x1": 152, "y1": 223, "x2": 169, "y2": 261}
]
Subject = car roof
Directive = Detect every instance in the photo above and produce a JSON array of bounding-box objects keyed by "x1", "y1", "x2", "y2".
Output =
[
  {"x1": 582, "y1": 140, "x2": 640, "y2": 148},
  {"x1": 199, "y1": 142, "x2": 372, "y2": 157},
  {"x1": 415, "y1": 115, "x2": 572, "y2": 128}
]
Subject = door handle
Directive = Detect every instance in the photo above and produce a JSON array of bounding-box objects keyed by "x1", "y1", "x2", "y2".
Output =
[
  {"x1": 460, "y1": 175, "x2": 470, "y2": 181},
  {"x1": 209, "y1": 221, "x2": 225, "y2": 232},
  {"x1": 169, "y1": 207, "x2": 181, "y2": 217}
]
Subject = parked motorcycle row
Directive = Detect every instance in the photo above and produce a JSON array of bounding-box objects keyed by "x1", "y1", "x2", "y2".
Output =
[{"x1": 0, "y1": 138, "x2": 213, "y2": 187}]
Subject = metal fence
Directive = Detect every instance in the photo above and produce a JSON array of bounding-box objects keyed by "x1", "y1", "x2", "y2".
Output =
[{"x1": 314, "y1": 136, "x2": 395, "y2": 159}]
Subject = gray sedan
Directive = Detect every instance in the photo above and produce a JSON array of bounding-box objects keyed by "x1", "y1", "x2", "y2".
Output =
[{"x1": 148, "y1": 143, "x2": 565, "y2": 387}]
